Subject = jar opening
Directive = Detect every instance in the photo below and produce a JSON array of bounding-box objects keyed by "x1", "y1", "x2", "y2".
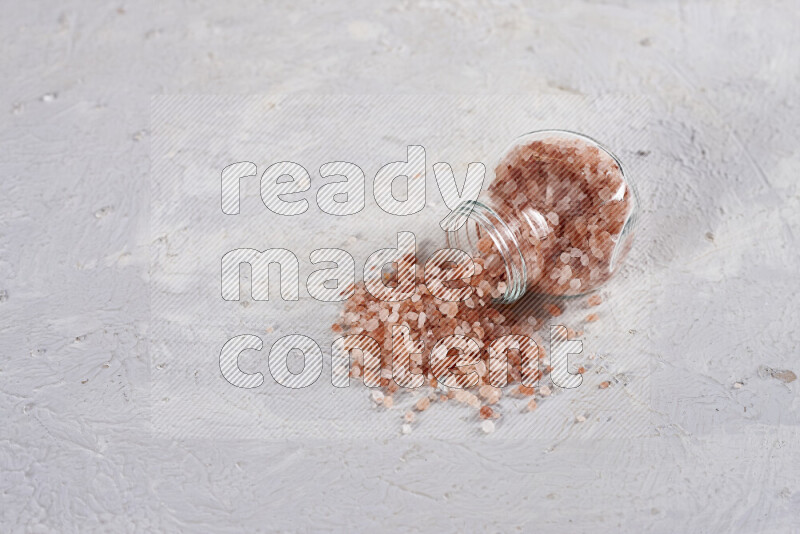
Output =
[{"x1": 444, "y1": 201, "x2": 527, "y2": 303}]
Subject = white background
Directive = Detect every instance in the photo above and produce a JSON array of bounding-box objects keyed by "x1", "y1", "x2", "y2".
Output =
[{"x1": 1, "y1": 1, "x2": 798, "y2": 532}]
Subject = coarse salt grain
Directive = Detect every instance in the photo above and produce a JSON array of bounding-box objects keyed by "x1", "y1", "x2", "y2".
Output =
[
  {"x1": 587, "y1": 294, "x2": 602, "y2": 306},
  {"x1": 517, "y1": 385, "x2": 534, "y2": 396}
]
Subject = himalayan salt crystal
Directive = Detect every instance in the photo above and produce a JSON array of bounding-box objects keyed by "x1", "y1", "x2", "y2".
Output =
[
  {"x1": 560, "y1": 252, "x2": 571, "y2": 264},
  {"x1": 527, "y1": 398, "x2": 538, "y2": 412},
  {"x1": 371, "y1": 390, "x2": 384, "y2": 403},
  {"x1": 585, "y1": 313, "x2": 599, "y2": 322},
  {"x1": 478, "y1": 384, "x2": 495, "y2": 399},
  {"x1": 566, "y1": 327, "x2": 579, "y2": 338},
  {"x1": 365, "y1": 318, "x2": 380, "y2": 331},
  {"x1": 483, "y1": 255, "x2": 499, "y2": 269},
  {"x1": 415, "y1": 397, "x2": 431, "y2": 411},
  {"x1": 481, "y1": 420, "x2": 495, "y2": 434},
  {"x1": 383, "y1": 396, "x2": 394, "y2": 408},
  {"x1": 404, "y1": 411, "x2": 415, "y2": 423},
  {"x1": 539, "y1": 385, "x2": 552, "y2": 397},
  {"x1": 401, "y1": 424, "x2": 412, "y2": 435},
  {"x1": 547, "y1": 304, "x2": 562, "y2": 317},
  {"x1": 479, "y1": 405, "x2": 494, "y2": 419},
  {"x1": 518, "y1": 385, "x2": 535, "y2": 396},
  {"x1": 599, "y1": 381, "x2": 610, "y2": 389},
  {"x1": 502, "y1": 178, "x2": 518, "y2": 194},
  {"x1": 569, "y1": 279, "x2": 581, "y2": 291},
  {"x1": 546, "y1": 211, "x2": 560, "y2": 226},
  {"x1": 477, "y1": 236, "x2": 493, "y2": 254},
  {"x1": 587, "y1": 294, "x2": 602, "y2": 306},
  {"x1": 438, "y1": 302, "x2": 458, "y2": 318}
]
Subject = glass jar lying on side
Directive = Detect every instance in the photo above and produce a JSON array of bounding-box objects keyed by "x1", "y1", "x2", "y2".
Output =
[{"x1": 445, "y1": 130, "x2": 639, "y2": 303}]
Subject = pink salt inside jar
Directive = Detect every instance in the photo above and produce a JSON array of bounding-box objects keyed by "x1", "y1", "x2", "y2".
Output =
[{"x1": 482, "y1": 131, "x2": 637, "y2": 298}]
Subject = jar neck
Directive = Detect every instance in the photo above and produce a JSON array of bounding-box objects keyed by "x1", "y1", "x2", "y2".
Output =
[{"x1": 443, "y1": 200, "x2": 528, "y2": 303}]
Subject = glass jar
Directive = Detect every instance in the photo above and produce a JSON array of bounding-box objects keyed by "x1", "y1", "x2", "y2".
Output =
[{"x1": 445, "y1": 130, "x2": 639, "y2": 303}]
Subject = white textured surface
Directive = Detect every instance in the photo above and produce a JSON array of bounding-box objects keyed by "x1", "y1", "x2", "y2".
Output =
[{"x1": 1, "y1": 1, "x2": 799, "y2": 532}]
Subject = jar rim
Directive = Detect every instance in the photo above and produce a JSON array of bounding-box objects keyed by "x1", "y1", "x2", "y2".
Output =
[{"x1": 443, "y1": 200, "x2": 527, "y2": 303}]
